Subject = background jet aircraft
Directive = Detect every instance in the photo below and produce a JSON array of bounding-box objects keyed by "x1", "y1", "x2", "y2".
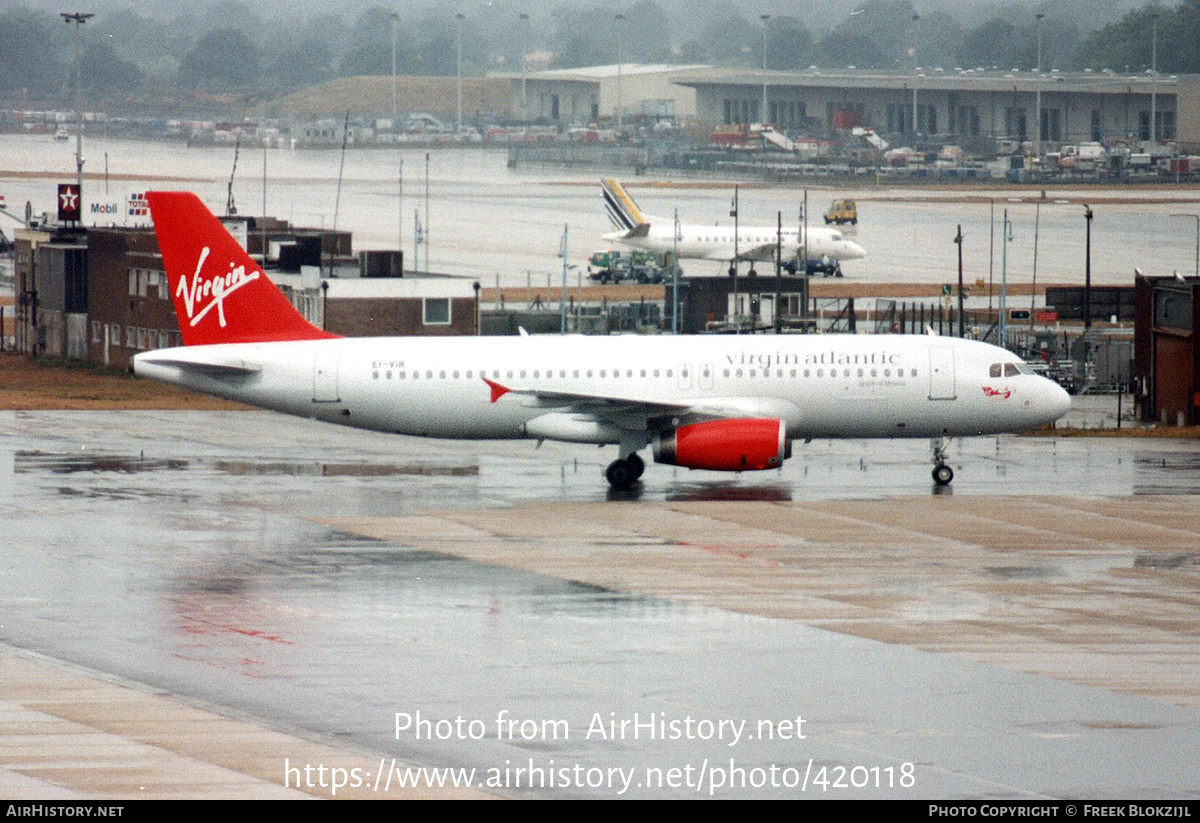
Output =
[{"x1": 600, "y1": 178, "x2": 866, "y2": 274}]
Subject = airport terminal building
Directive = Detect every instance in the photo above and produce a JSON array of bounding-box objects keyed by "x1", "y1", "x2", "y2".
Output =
[{"x1": 672, "y1": 67, "x2": 1199, "y2": 151}]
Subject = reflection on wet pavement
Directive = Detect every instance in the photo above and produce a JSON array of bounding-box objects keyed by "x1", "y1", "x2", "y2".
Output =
[{"x1": 3, "y1": 411, "x2": 1200, "y2": 798}]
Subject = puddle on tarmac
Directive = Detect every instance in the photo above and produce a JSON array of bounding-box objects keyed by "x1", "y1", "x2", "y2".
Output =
[{"x1": 16, "y1": 450, "x2": 476, "y2": 478}]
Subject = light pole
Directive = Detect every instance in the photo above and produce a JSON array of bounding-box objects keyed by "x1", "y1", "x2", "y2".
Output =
[
  {"x1": 455, "y1": 12, "x2": 465, "y2": 135},
  {"x1": 519, "y1": 12, "x2": 530, "y2": 120},
  {"x1": 391, "y1": 10, "x2": 399, "y2": 120},
  {"x1": 760, "y1": 14, "x2": 770, "y2": 124},
  {"x1": 1001, "y1": 210, "x2": 1012, "y2": 349},
  {"x1": 954, "y1": 224, "x2": 964, "y2": 338},
  {"x1": 910, "y1": 13, "x2": 919, "y2": 133},
  {"x1": 559, "y1": 224, "x2": 569, "y2": 334},
  {"x1": 1083, "y1": 204, "x2": 1093, "y2": 331},
  {"x1": 61, "y1": 11, "x2": 94, "y2": 209},
  {"x1": 1034, "y1": 12, "x2": 1044, "y2": 161},
  {"x1": 672, "y1": 210, "x2": 681, "y2": 334},
  {"x1": 1170, "y1": 213, "x2": 1200, "y2": 279},
  {"x1": 1150, "y1": 10, "x2": 1160, "y2": 144},
  {"x1": 615, "y1": 13, "x2": 625, "y2": 133}
]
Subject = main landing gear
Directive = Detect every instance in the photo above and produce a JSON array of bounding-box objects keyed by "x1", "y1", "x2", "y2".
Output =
[
  {"x1": 930, "y1": 437, "x2": 954, "y2": 486},
  {"x1": 605, "y1": 453, "x2": 644, "y2": 490}
]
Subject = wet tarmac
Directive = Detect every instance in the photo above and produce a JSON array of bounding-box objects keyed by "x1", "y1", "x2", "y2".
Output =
[{"x1": 2, "y1": 410, "x2": 1199, "y2": 798}]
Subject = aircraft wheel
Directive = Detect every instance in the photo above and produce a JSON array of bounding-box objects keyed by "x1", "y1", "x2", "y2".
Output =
[
  {"x1": 606, "y1": 458, "x2": 637, "y2": 490},
  {"x1": 932, "y1": 464, "x2": 954, "y2": 486},
  {"x1": 627, "y1": 453, "x2": 645, "y2": 480}
]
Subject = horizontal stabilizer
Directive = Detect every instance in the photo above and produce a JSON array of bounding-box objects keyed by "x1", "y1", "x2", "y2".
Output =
[{"x1": 136, "y1": 353, "x2": 262, "y2": 378}]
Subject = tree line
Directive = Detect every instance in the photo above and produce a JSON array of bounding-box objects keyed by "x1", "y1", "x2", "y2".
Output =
[{"x1": 1, "y1": 1, "x2": 1195, "y2": 104}]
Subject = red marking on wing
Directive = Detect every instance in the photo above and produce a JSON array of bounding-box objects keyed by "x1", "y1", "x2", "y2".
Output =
[{"x1": 483, "y1": 377, "x2": 510, "y2": 403}]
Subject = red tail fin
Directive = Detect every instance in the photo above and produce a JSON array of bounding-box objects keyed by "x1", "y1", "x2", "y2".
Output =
[{"x1": 147, "y1": 191, "x2": 337, "y2": 345}]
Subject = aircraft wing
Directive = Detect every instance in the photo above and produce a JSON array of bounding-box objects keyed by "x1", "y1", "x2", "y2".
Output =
[
  {"x1": 483, "y1": 378, "x2": 795, "y2": 431},
  {"x1": 700, "y1": 242, "x2": 777, "y2": 263},
  {"x1": 487, "y1": 377, "x2": 686, "y2": 417}
]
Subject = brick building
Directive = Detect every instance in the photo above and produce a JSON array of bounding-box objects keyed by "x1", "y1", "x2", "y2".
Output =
[{"x1": 16, "y1": 217, "x2": 478, "y2": 370}]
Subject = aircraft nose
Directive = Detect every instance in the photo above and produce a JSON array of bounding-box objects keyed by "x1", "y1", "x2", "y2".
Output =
[
  {"x1": 846, "y1": 241, "x2": 867, "y2": 260},
  {"x1": 1044, "y1": 379, "x2": 1071, "y2": 424}
]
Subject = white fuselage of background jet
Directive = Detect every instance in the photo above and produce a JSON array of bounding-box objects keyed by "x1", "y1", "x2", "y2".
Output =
[{"x1": 603, "y1": 222, "x2": 866, "y2": 264}]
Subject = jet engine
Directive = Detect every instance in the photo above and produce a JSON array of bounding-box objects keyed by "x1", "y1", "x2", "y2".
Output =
[{"x1": 652, "y1": 418, "x2": 790, "y2": 472}]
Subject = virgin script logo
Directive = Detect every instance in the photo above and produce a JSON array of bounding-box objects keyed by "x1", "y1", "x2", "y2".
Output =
[
  {"x1": 175, "y1": 246, "x2": 260, "y2": 328},
  {"x1": 982, "y1": 386, "x2": 1012, "y2": 399}
]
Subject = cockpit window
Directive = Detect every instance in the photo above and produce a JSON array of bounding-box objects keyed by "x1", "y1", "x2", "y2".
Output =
[{"x1": 991, "y1": 361, "x2": 1036, "y2": 377}]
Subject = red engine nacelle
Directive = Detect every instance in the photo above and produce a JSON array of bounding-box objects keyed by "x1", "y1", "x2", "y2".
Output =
[{"x1": 652, "y1": 418, "x2": 790, "y2": 472}]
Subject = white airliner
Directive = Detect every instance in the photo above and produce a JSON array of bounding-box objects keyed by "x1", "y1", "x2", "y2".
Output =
[
  {"x1": 600, "y1": 178, "x2": 867, "y2": 274},
  {"x1": 133, "y1": 192, "x2": 1070, "y2": 490}
]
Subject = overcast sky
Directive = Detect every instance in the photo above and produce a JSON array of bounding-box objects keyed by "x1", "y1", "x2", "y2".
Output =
[{"x1": 9, "y1": 0, "x2": 1162, "y2": 37}]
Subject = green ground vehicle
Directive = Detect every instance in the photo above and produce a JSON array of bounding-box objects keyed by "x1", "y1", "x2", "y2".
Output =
[{"x1": 588, "y1": 250, "x2": 679, "y2": 284}]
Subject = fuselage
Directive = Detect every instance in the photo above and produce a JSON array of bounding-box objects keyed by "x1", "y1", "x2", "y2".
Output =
[
  {"x1": 134, "y1": 334, "x2": 1069, "y2": 445},
  {"x1": 602, "y1": 223, "x2": 867, "y2": 264}
]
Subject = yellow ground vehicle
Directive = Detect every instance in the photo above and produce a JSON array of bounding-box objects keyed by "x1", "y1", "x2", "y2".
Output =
[{"x1": 824, "y1": 199, "x2": 857, "y2": 225}]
